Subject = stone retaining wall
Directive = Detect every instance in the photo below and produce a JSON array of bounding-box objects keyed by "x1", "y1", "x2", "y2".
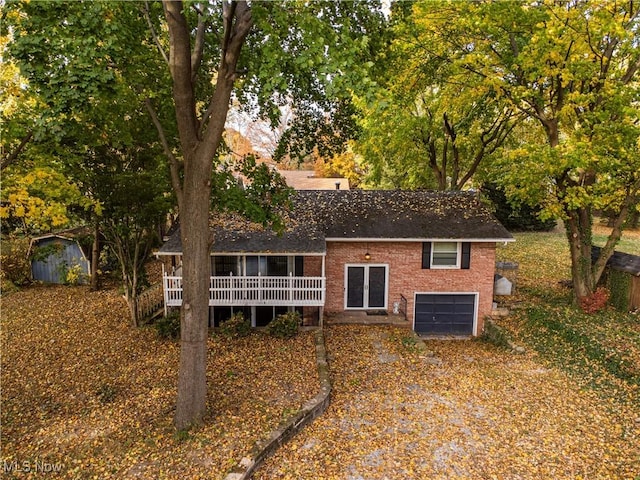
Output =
[{"x1": 223, "y1": 329, "x2": 331, "y2": 480}]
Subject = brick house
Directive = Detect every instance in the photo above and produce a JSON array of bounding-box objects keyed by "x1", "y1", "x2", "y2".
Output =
[{"x1": 157, "y1": 190, "x2": 513, "y2": 336}]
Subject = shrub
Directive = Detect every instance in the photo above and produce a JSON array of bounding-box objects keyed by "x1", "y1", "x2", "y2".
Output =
[
  {"x1": 267, "y1": 311, "x2": 301, "y2": 338},
  {"x1": 219, "y1": 312, "x2": 251, "y2": 338},
  {"x1": 61, "y1": 262, "x2": 87, "y2": 285},
  {"x1": 578, "y1": 287, "x2": 610, "y2": 314},
  {"x1": 156, "y1": 310, "x2": 181, "y2": 340},
  {"x1": 0, "y1": 236, "x2": 31, "y2": 287}
]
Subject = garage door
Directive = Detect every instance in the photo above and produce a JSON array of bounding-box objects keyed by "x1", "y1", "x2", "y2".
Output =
[{"x1": 414, "y1": 294, "x2": 476, "y2": 335}]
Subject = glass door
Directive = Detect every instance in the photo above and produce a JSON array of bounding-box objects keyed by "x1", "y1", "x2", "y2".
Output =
[{"x1": 345, "y1": 265, "x2": 387, "y2": 309}]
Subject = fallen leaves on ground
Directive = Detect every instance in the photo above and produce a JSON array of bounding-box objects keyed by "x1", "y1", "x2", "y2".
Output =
[
  {"x1": 254, "y1": 325, "x2": 640, "y2": 480},
  {"x1": 1, "y1": 285, "x2": 318, "y2": 479}
]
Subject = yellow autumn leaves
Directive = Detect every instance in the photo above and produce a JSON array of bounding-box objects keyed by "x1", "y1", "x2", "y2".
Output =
[{"x1": 0, "y1": 168, "x2": 100, "y2": 232}]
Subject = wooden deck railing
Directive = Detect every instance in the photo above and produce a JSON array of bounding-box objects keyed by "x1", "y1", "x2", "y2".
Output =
[
  {"x1": 136, "y1": 282, "x2": 165, "y2": 320},
  {"x1": 163, "y1": 274, "x2": 326, "y2": 307}
]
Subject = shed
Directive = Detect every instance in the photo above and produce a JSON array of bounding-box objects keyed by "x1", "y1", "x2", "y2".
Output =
[
  {"x1": 29, "y1": 233, "x2": 91, "y2": 284},
  {"x1": 592, "y1": 246, "x2": 640, "y2": 311}
]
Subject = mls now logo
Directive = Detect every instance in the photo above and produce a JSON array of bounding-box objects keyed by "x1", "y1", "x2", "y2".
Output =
[{"x1": 3, "y1": 458, "x2": 63, "y2": 474}]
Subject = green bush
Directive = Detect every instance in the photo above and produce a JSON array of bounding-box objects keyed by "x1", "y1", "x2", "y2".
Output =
[
  {"x1": 156, "y1": 310, "x2": 181, "y2": 340},
  {"x1": 267, "y1": 311, "x2": 301, "y2": 338},
  {"x1": 219, "y1": 312, "x2": 251, "y2": 338}
]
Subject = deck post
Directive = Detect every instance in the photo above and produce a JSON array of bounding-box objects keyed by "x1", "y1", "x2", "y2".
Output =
[{"x1": 162, "y1": 263, "x2": 168, "y2": 317}]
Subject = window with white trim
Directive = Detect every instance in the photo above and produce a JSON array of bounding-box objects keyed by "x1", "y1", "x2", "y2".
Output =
[
  {"x1": 422, "y1": 242, "x2": 471, "y2": 269},
  {"x1": 431, "y1": 242, "x2": 460, "y2": 268}
]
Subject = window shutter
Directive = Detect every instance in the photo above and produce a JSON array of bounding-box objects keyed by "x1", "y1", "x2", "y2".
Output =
[
  {"x1": 422, "y1": 242, "x2": 431, "y2": 269},
  {"x1": 461, "y1": 242, "x2": 471, "y2": 269}
]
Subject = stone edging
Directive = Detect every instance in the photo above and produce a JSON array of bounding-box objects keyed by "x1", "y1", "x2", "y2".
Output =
[
  {"x1": 484, "y1": 317, "x2": 526, "y2": 353},
  {"x1": 223, "y1": 329, "x2": 331, "y2": 480}
]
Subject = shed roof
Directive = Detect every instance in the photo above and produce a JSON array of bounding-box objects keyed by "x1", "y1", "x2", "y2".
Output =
[
  {"x1": 28, "y1": 227, "x2": 92, "y2": 258},
  {"x1": 157, "y1": 190, "x2": 513, "y2": 255},
  {"x1": 592, "y1": 246, "x2": 640, "y2": 276}
]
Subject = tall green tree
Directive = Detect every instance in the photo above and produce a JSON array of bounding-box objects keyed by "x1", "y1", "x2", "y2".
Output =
[
  {"x1": 8, "y1": 0, "x2": 386, "y2": 429},
  {"x1": 6, "y1": 1, "x2": 174, "y2": 303},
  {"x1": 411, "y1": 0, "x2": 640, "y2": 299},
  {"x1": 354, "y1": 3, "x2": 517, "y2": 190},
  {"x1": 152, "y1": 0, "x2": 386, "y2": 430}
]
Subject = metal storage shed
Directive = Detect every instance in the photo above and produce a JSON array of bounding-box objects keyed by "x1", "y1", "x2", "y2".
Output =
[{"x1": 29, "y1": 234, "x2": 91, "y2": 284}]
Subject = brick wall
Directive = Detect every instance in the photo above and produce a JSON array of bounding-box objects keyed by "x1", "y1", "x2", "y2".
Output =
[{"x1": 323, "y1": 241, "x2": 496, "y2": 335}]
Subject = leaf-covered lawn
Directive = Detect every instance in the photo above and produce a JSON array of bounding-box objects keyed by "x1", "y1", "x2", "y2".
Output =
[
  {"x1": 1, "y1": 285, "x2": 318, "y2": 479},
  {"x1": 3, "y1": 223, "x2": 639, "y2": 479},
  {"x1": 255, "y1": 225, "x2": 640, "y2": 479},
  {"x1": 255, "y1": 325, "x2": 640, "y2": 479},
  {"x1": 494, "y1": 224, "x2": 640, "y2": 415}
]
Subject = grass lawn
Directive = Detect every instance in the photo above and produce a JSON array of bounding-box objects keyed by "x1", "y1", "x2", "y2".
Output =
[
  {"x1": 495, "y1": 222, "x2": 640, "y2": 408},
  {"x1": 1, "y1": 286, "x2": 318, "y2": 479},
  {"x1": 2, "y1": 221, "x2": 639, "y2": 479}
]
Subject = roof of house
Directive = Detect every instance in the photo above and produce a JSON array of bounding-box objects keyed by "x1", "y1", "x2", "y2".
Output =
[
  {"x1": 279, "y1": 170, "x2": 350, "y2": 190},
  {"x1": 157, "y1": 190, "x2": 513, "y2": 255},
  {"x1": 592, "y1": 246, "x2": 640, "y2": 276}
]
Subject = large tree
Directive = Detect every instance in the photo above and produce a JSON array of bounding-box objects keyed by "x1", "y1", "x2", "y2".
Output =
[
  {"x1": 8, "y1": 0, "x2": 386, "y2": 428},
  {"x1": 6, "y1": 1, "x2": 174, "y2": 303},
  {"x1": 411, "y1": 0, "x2": 640, "y2": 299},
  {"x1": 151, "y1": 1, "x2": 386, "y2": 429},
  {"x1": 354, "y1": 3, "x2": 518, "y2": 190}
]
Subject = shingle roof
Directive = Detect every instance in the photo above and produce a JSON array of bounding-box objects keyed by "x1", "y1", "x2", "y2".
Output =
[
  {"x1": 592, "y1": 246, "x2": 640, "y2": 276},
  {"x1": 297, "y1": 190, "x2": 512, "y2": 240},
  {"x1": 157, "y1": 190, "x2": 513, "y2": 255}
]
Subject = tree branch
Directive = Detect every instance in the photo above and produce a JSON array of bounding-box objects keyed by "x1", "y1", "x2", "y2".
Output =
[
  {"x1": 198, "y1": 1, "x2": 253, "y2": 154},
  {"x1": 621, "y1": 54, "x2": 640, "y2": 84},
  {"x1": 191, "y1": 5, "x2": 206, "y2": 85},
  {"x1": 144, "y1": 98, "x2": 184, "y2": 209},
  {"x1": 163, "y1": 0, "x2": 199, "y2": 150},
  {"x1": 1, "y1": 129, "x2": 33, "y2": 171},
  {"x1": 144, "y1": 0, "x2": 169, "y2": 66}
]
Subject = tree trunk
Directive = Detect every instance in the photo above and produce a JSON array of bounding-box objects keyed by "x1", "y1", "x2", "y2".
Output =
[
  {"x1": 564, "y1": 207, "x2": 595, "y2": 300},
  {"x1": 173, "y1": 157, "x2": 214, "y2": 430},
  {"x1": 90, "y1": 218, "x2": 100, "y2": 291},
  {"x1": 122, "y1": 259, "x2": 140, "y2": 327},
  {"x1": 163, "y1": 0, "x2": 253, "y2": 431}
]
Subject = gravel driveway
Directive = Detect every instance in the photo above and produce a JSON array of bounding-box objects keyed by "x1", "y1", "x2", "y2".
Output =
[{"x1": 254, "y1": 324, "x2": 639, "y2": 479}]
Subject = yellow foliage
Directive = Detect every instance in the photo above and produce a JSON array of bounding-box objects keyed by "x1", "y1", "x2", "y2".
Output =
[{"x1": 1, "y1": 167, "x2": 98, "y2": 233}]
